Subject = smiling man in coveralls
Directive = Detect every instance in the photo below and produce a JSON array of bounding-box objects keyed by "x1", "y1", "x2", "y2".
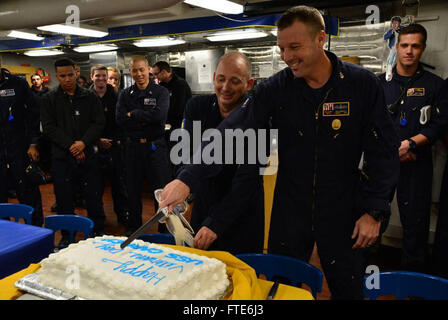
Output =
[
  {"x1": 160, "y1": 6, "x2": 400, "y2": 299},
  {"x1": 116, "y1": 56, "x2": 172, "y2": 236}
]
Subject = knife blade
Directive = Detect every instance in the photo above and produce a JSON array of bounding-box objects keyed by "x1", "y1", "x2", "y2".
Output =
[
  {"x1": 120, "y1": 209, "x2": 166, "y2": 249},
  {"x1": 266, "y1": 280, "x2": 280, "y2": 300}
]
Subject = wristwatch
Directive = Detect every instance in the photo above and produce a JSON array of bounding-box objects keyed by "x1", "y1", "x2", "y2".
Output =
[
  {"x1": 367, "y1": 209, "x2": 387, "y2": 222},
  {"x1": 408, "y1": 138, "x2": 417, "y2": 151}
]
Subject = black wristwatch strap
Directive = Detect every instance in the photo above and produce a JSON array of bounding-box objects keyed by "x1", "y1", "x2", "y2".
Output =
[{"x1": 408, "y1": 138, "x2": 417, "y2": 150}]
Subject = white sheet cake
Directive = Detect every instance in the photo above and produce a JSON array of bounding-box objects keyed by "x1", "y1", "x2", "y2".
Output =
[{"x1": 37, "y1": 236, "x2": 229, "y2": 300}]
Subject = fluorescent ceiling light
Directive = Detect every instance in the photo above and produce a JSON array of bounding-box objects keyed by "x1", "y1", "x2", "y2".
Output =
[
  {"x1": 206, "y1": 29, "x2": 268, "y2": 42},
  {"x1": 7, "y1": 30, "x2": 44, "y2": 41},
  {"x1": 37, "y1": 24, "x2": 108, "y2": 38},
  {"x1": 184, "y1": 0, "x2": 243, "y2": 14},
  {"x1": 74, "y1": 44, "x2": 117, "y2": 53},
  {"x1": 134, "y1": 37, "x2": 186, "y2": 47},
  {"x1": 24, "y1": 49, "x2": 64, "y2": 57}
]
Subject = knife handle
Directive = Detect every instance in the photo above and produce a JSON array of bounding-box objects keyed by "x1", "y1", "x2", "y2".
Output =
[{"x1": 266, "y1": 280, "x2": 280, "y2": 300}]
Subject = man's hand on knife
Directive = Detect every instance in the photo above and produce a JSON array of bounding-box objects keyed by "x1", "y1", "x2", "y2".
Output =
[{"x1": 160, "y1": 179, "x2": 190, "y2": 212}]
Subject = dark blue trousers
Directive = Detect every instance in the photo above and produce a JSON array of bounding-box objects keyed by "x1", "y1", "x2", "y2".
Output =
[
  {"x1": 123, "y1": 138, "x2": 172, "y2": 232},
  {"x1": 52, "y1": 156, "x2": 105, "y2": 233},
  {"x1": 0, "y1": 146, "x2": 43, "y2": 226}
]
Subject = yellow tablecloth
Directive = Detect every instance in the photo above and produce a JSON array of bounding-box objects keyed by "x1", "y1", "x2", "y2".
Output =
[
  {"x1": 257, "y1": 279, "x2": 313, "y2": 300},
  {"x1": 0, "y1": 263, "x2": 41, "y2": 300},
  {"x1": 0, "y1": 245, "x2": 313, "y2": 300}
]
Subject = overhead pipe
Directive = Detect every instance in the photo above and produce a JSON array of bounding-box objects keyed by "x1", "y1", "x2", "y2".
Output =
[{"x1": 0, "y1": 0, "x2": 184, "y2": 30}]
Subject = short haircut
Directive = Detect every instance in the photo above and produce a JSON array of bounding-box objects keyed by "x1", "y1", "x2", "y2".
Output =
[
  {"x1": 129, "y1": 55, "x2": 148, "y2": 69},
  {"x1": 391, "y1": 16, "x2": 401, "y2": 23},
  {"x1": 153, "y1": 61, "x2": 171, "y2": 73},
  {"x1": 55, "y1": 58, "x2": 75, "y2": 70},
  {"x1": 107, "y1": 66, "x2": 121, "y2": 77},
  {"x1": 217, "y1": 51, "x2": 252, "y2": 79},
  {"x1": 90, "y1": 64, "x2": 108, "y2": 75},
  {"x1": 30, "y1": 73, "x2": 41, "y2": 81},
  {"x1": 398, "y1": 23, "x2": 427, "y2": 45},
  {"x1": 276, "y1": 5, "x2": 325, "y2": 36}
]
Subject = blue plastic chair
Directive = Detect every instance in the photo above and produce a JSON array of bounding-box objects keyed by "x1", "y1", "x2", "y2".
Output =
[
  {"x1": 138, "y1": 233, "x2": 176, "y2": 245},
  {"x1": 236, "y1": 253, "x2": 323, "y2": 299},
  {"x1": 44, "y1": 215, "x2": 94, "y2": 249},
  {"x1": 363, "y1": 271, "x2": 448, "y2": 300},
  {"x1": 0, "y1": 203, "x2": 34, "y2": 224}
]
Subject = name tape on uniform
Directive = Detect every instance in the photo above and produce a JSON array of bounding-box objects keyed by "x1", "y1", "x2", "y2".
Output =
[
  {"x1": 323, "y1": 102, "x2": 350, "y2": 117},
  {"x1": 144, "y1": 97, "x2": 157, "y2": 106},
  {"x1": 407, "y1": 88, "x2": 425, "y2": 97},
  {"x1": 0, "y1": 89, "x2": 15, "y2": 97}
]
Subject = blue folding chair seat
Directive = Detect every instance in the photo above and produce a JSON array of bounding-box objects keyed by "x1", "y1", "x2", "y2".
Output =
[
  {"x1": 236, "y1": 253, "x2": 323, "y2": 299},
  {"x1": 0, "y1": 203, "x2": 34, "y2": 224},
  {"x1": 138, "y1": 233, "x2": 176, "y2": 245},
  {"x1": 44, "y1": 215, "x2": 94, "y2": 249},
  {"x1": 363, "y1": 271, "x2": 448, "y2": 300}
]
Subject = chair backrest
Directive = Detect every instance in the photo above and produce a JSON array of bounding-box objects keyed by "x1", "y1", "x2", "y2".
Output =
[
  {"x1": 0, "y1": 203, "x2": 34, "y2": 224},
  {"x1": 138, "y1": 233, "x2": 176, "y2": 245},
  {"x1": 236, "y1": 253, "x2": 323, "y2": 299},
  {"x1": 44, "y1": 215, "x2": 94, "y2": 248},
  {"x1": 363, "y1": 271, "x2": 448, "y2": 300}
]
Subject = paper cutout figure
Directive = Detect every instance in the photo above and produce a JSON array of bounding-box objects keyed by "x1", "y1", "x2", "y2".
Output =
[{"x1": 384, "y1": 16, "x2": 404, "y2": 81}]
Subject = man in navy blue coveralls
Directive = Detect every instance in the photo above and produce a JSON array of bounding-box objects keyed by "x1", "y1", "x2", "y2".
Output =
[
  {"x1": 379, "y1": 24, "x2": 448, "y2": 273},
  {"x1": 90, "y1": 65, "x2": 129, "y2": 226},
  {"x1": 116, "y1": 56, "x2": 172, "y2": 236},
  {"x1": 41, "y1": 58, "x2": 106, "y2": 238},
  {"x1": 160, "y1": 6, "x2": 400, "y2": 299},
  {"x1": 0, "y1": 67, "x2": 43, "y2": 226},
  {"x1": 178, "y1": 52, "x2": 264, "y2": 254}
]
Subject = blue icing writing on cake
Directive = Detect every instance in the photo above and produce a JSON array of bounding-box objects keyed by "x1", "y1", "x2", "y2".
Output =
[
  {"x1": 37, "y1": 236, "x2": 229, "y2": 300},
  {"x1": 92, "y1": 238, "x2": 204, "y2": 266},
  {"x1": 101, "y1": 259, "x2": 168, "y2": 284}
]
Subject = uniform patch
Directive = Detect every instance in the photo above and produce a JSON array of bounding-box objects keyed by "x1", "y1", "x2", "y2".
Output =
[
  {"x1": 407, "y1": 88, "x2": 425, "y2": 97},
  {"x1": 332, "y1": 119, "x2": 342, "y2": 130},
  {"x1": 144, "y1": 97, "x2": 157, "y2": 106},
  {"x1": 323, "y1": 102, "x2": 350, "y2": 116},
  {"x1": 0, "y1": 89, "x2": 15, "y2": 97}
]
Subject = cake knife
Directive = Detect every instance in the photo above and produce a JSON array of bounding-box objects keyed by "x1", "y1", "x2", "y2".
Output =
[
  {"x1": 154, "y1": 189, "x2": 194, "y2": 234},
  {"x1": 120, "y1": 203, "x2": 190, "y2": 249},
  {"x1": 120, "y1": 207, "x2": 168, "y2": 249}
]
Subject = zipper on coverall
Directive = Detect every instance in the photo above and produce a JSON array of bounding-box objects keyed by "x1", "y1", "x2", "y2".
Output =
[{"x1": 311, "y1": 88, "x2": 333, "y2": 232}]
